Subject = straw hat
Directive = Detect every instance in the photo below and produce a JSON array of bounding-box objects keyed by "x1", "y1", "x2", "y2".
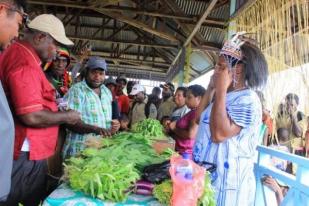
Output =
[{"x1": 28, "y1": 14, "x2": 74, "y2": 46}]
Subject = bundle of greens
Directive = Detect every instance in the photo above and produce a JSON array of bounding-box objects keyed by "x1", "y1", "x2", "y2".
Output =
[
  {"x1": 153, "y1": 172, "x2": 215, "y2": 206},
  {"x1": 65, "y1": 131, "x2": 174, "y2": 202},
  {"x1": 198, "y1": 172, "x2": 216, "y2": 206},
  {"x1": 65, "y1": 156, "x2": 139, "y2": 202},
  {"x1": 153, "y1": 180, "x2": 173, "y2": 205},
  {"x1": 131, "y1": 119, "x2": 165, "y2": 139}
]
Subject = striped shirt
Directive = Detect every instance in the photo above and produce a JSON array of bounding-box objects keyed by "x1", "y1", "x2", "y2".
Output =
[
  {"x1": 63, "y1": 81, "x2": 112, "y2": 158},
  {"x1": 193, "y1": 89, "x2": 262, "y2": 206}
]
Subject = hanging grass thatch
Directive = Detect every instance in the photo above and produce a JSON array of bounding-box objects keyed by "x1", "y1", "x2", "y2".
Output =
[{"x1": 232, "y1": 0, "x2": 309, "y2": 74}]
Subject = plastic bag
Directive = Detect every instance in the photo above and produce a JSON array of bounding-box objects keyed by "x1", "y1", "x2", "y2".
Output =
[
  {"x1": 169, "y1": 155, "x2": 205, "y2": 206},
  {"x1": 133, "y1": 180, "x2": 154, "y2": 196},
  {"x1": 142, "y1": 160, "x2": 170, "y2": 184}
]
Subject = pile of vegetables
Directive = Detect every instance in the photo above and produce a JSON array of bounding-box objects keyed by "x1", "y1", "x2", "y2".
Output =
[
  {"x1": 153, "y1": 172, "x2": 215, "y2": 206},
  {"x1": 152, "y1": 180, "x2": 173, "y2": 205},
  {"x1": 64, "y1": 130, "x2": 173, "y2": 202},
  {"x1": 65, "y1": 155, "x2": 139, "y2": 202},
  {"x1": 198, "y1": 172, "x2": 216, "y2": 206},
  {"x1": 131, "y1": 119, "x2": 165, "y2": 139}
]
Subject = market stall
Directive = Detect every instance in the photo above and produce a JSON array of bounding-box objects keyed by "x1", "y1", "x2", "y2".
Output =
[
  {"x1": 43, "y1": 119, "x2": 215, "y2": 206},
  {"x1": 43, "y1": 184, "x2": 161, "y2": 206}
]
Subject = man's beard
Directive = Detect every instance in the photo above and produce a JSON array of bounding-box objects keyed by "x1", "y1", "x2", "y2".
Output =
[{"x1": 86, "y1": 80, "x2": 103, "y2": 89}]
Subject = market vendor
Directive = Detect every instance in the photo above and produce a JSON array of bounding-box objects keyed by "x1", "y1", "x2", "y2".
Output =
[
  {"x1": 168, "y1": 84, "x2": 205, "y2": 156},
  {"x1": 44, "y1": 47, "x2": 71, "y2": 98},
  {"x1": 193, "y1": 32, "x2": 268, "y2": 206},
  {"x1": 63, "y1": 56, "x2": 120, "y2": 158}
]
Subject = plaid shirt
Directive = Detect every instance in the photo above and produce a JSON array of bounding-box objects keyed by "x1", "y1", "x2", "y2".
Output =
[{"x1": 63, "y1": 81, "x2": 112, "y2": 158}]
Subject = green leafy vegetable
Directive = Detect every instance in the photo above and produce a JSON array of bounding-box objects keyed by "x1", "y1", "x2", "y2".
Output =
[
  {"x1": 131, "y1": 119, "x2": 165, "y2": 139},
  {"x1": 64, "y1": 131, "x2": 174, "y2": 202},
  {"x1": 198, "y1": 172, "x2": 216, "y2": 206},
  {"x1": 153, "y1": 172, "x2": 215, "y2": 206},
  {"x1": 153, "y1": 180, "x2": 172, "y2": 206},
  {"x1": 65, "y1": 155, "x2": 139, "y2": 202}
]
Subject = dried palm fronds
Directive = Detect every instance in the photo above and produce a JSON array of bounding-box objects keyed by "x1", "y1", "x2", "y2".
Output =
[{"x1": 234, "y1": 0, "x2": 309, "y2": 73}]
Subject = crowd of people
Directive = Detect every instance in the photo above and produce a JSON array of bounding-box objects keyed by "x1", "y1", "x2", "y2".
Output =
[{"x1": 0, "y1": 1, "x2": 308, "y2": 206}]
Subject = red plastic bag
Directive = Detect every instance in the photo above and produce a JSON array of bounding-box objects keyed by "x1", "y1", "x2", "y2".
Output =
[{"x1": 169, "y1": 155, "x2": 205, "y2": 206}]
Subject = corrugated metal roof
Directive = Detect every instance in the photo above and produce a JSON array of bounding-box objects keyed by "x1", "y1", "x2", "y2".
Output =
[
  {"x1": 190, "y1": 51, "x2": 213, "y2": 71},
  {"x1": 199, "y1": 26, "x2": 226, "y2": 44},
  {"x1": 166, "y1": 0, "x2": 229, "y2": 81},
  {"x1": 28, "y1": 0, "x2": 230, "y2": 81}
]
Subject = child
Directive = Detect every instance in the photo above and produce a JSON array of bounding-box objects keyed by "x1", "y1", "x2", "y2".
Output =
[
  {"x1": 161, "y1": 116, "x2": 171, "y2": 135},
  {"x1": 270, "y1": 128, "x2": 290, "y2": 171},
  {"x1": 262, "y1": 128, "x2": 291, "y2": 206},
  {"x1": 119, "y1": 114, "x2": 129, "y2": 131}
]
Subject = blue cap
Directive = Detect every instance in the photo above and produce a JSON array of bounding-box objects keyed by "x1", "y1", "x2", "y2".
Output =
[{"x1": 86, "y1": 56, "x2": 107, "y2": 71}]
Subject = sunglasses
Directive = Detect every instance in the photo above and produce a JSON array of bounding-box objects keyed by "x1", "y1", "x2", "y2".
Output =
[{"x1": 0, "y1": 3, "x2": 29, "y2": 25}]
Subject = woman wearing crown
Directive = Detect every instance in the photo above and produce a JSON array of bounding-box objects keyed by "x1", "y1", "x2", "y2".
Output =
[{"x1": 193, "y1": 32, "x2": 269, "y2": 206}]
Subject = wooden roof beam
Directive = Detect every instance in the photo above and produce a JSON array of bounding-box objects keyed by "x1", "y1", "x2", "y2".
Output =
[
  {"x1": 101, "y1": 5, "x2": 226, "y2": 28},
  {"x1": 91, "y1": 51, "x2": 170, "y2": 67},
  {"x1": 68, "y1": 35, "x2": 178, "y2": 49},
  {"x1": 162, "y1": 0, "x2": 206, "y2": 46},
  {"x1": 166, "y1": 0, "x2": 219, "y2": 79},
  {"x1": 28, "y1": 0, "x2": 86, "y2": 8},
  {"x1": 107, "y1": 64, "x2": 166, "y2": 73},
  {"x1": 28, "y1": 1, "x2": 226, "y2": 28},
  {"x1": 107, "y1": 69, "x2": 166, "y2": 81},
  {"x1": 92, "y1": 8, "x2": 179, "y2": 43},
  {"x1": 192, "y1": 42, "x2": 221, "y2": 52},
  {"x1": 29, "y1": 0, "x2": 178, "y2": 42}
]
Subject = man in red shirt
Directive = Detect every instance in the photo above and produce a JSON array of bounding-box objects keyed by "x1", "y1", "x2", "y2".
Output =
[
  {"x1": 0, "y1": 14, "x2": 81, "y2": 206},
  {"x1": 116, "y1": 75, "x2": 130, "y2": 115}
]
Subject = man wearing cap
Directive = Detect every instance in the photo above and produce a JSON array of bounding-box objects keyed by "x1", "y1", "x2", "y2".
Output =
[
  {"x1": 0, "y1": 0, "x2": 27, "y2": 202},
  {"x1": 63, "y1": 56, "x2": 120, "y2": 158},
  {"x1": 116, "y1": 75, "x2": 130, "y2": 115},
  {"x1": 157, "y1": 82, "x2": 176, "y2": 121},
  {"x1": 129, "y1": 84, "x2": 157, "y2": 126},
  {"x1": 0, "y1": 14, "x2": 81, "y2": 206}
]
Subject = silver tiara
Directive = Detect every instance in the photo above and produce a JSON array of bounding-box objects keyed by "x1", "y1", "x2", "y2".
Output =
[{"x1": 220, "y1": 31, "x2": 246, "y2": 61}]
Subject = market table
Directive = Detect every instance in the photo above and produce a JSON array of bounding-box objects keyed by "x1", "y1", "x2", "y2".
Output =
[{"x1": 43, "y1": 184, "x2": 162, "y2": 206}]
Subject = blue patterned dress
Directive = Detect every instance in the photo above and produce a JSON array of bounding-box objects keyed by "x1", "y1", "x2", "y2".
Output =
[{"x1": 193, "y1": 89, "x2": 262, "y2": 206}]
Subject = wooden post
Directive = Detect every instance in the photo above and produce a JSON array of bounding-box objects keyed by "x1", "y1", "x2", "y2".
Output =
[{"x1": 166, "y1": 0, "x2": 219, "y2": 79}]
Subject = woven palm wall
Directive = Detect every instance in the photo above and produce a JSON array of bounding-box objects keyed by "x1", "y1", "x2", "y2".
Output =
[{"x1": 233, "y1": 0, "x2": 309, "y2": 116}]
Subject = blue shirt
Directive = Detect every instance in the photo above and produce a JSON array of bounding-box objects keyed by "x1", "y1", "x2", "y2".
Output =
[{"x1": 0, "y1": 81, "x2": 14, "y2": 201}]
